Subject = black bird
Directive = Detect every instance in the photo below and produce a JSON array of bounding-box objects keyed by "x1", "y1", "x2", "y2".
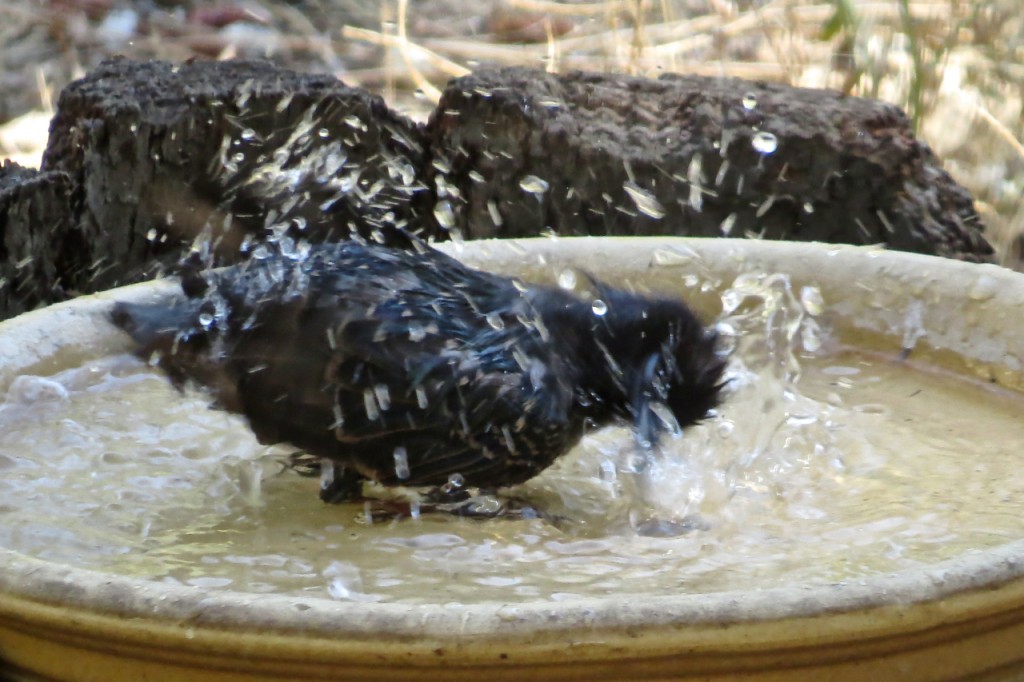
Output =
[{"x1": 111, "y1": 239, "x2": 726, "y2": 502}]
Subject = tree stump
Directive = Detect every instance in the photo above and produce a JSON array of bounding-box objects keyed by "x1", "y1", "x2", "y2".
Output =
[
  {"x1": 425, "y1": 67, "x2": 992, "y2": 262},
  {"x1": 0, "y1": 162, "x2": 76, "y2": 317},
  {"x1": 41, "y1": 56, "x2": 430, "y2": 291}
]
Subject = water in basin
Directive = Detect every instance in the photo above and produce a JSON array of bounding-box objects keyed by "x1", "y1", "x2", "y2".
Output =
[{"x1": 1, "y1": 271, "x2": 1023, "y2": 605}]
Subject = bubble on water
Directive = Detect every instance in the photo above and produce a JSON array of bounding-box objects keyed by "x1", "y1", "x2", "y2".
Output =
[
  {"x1": 558, "y1": 269, "x2": 578, "y2": 290},
  {"x1": 623, "y1": 182, "x2": 665, "y2": 219},
  {"x1": 393, "y1": 447, "x2": 410, "y2": 480},
  {"x1": 742, "y1": 92, "x2": 758, "y2": 110},
  {"x1": 519, "y1": 175, "x2": 549, "y2": 195},
  {"x1": 324, "y1": 561, "x2": 376, "y2": 601},
  {"x1": 240, "y1": 128, "x2": 256, "y2": 141},
  {"x1": 752, "y1": 131, "x2": 778, "y2": 154},
  {"x1": 6, "y1": 376, "x2": 69, "y2": 405},
  {"x1": 591, "y1": 299, "x2": 608, "y2": 316},
  {"x1": 197, "y1": 312, "x2": 215, "y2": 328},
  {"x1": 468, "y1": 495, "x2": 503, "y2": 516},
  {"x1": 715, "y1": 420, "x2": 735, "y2": 439}
]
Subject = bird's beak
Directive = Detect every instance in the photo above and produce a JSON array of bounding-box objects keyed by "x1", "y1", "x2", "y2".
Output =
[{"x1": 631, "y1": 352, "x2": 663, "y2": 449}]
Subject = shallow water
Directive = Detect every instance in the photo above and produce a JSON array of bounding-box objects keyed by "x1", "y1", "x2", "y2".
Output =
[{"x1": 2, "y1": 276, "x2": 1024, "y2": 605}]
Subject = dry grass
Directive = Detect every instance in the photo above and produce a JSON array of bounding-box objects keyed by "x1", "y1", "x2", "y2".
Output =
[{"x1": 2, "y1": 0, "x2": 1022, "y2": 265}]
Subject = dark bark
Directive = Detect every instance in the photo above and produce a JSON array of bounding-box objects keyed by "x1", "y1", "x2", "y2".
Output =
[
  {"x1": 424, "y1": 67, "x2": 992, "y2": 262},
  {"x1": 0, "y1": 161, "x2": 77, "y2": 316},
  {"x1": 41, "y1": 56, "x2": 430, "y2": 291}
]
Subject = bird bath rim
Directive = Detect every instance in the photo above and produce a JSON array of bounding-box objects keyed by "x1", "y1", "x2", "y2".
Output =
[{"x1": 1, "y1": 236, "x2": 1024, "y2": 677}]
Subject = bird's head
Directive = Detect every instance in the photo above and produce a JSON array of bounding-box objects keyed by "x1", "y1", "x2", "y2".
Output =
[{"x1": 578, "y1": 285, "x2": 727, "y2": 446}]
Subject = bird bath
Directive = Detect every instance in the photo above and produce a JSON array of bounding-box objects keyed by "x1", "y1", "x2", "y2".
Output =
[{"x1": 2, "y1": 237, "x2": 1024, "y2": 681}]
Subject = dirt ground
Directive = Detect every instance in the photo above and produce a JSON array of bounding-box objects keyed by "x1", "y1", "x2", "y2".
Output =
[{"x1": 2, "y1": 0, "x2": 1022, "y2": 266}]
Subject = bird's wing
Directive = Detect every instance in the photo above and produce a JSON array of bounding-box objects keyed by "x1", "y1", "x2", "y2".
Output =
[{"x1": 317, "y1": 290, "x2": 579, "y2": 487}]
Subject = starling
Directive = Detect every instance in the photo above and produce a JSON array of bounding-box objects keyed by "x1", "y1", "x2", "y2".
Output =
[{"x1": 111, "y1": 239, "x2": 726, "y2": 502}]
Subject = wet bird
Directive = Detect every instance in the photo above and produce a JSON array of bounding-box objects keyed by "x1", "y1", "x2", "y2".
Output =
[{"x1": 111, "y1": 238, "x2": 726, "y2": 503}]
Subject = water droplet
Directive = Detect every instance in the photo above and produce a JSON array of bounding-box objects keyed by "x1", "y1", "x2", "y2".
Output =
[
  {"x1": 344, "y1": 115, "x2": 367, "y2": 131},
  {"x1": 317, "y1": 127, "x2": 330, "y2": 138},
  {"x1": 433, "y1": 201, "x2": 456, "y2": 230},
  {"x1": 800, "y1": 286, "x2": 825, "y2": 316},
  {"x1": 447, "y1": 473, "x2": 465, "y2": 488},
  {"x1": 803, "y1": 201, "x2": 815, "y2": 214},
  {"x1": 393, "y1": 447, "x2": 410, "y2": 480},
  {"x1": 240, "y1": 128, "x2": 256, "y2": 140},
  {"x1": 752, "y1": 131, "x2": 778, "y2": 154},
  {"x1": 232, "y1": 152, "x2": 245, "y2": 163},
  {"x1": 591, "y1": 299, "x2": 608, "y2": 316},
  {"x1": 146, "y1": 228, "x2": 158, "y2": 241},
  {"x1": 558, "y1": 269, "x2": 577, "y2": 290},
  {"x1": 198, "y1": 312, "x2": 214, "y2": 328},
  {"x1": 623, "y1": 182, "x2": 665, "y2": 219},
  {"x1": 719, "y1": 213, "x2": 737, "y2": 236},
  {"x1": 485, "y1": 312, "x2": 505, "y2": 330},
  {"x1": 715, "y1": 420, "x2": 735, "y2": 439},
  {"x1": 742, "y1": 92, "x2": 758, "y2": 110},
  {"x1": 519, "y1": 175, "x2": 549, "y2": 195},
  {"x1": 373, "y1": 384, "x2": 391, "y2": 411},
  {"x1": 363, "y1": 389, "x2": 380, "y2": 421},
  {"x1": 415, "y1": 386, "x2": 428, "y2": 409}
]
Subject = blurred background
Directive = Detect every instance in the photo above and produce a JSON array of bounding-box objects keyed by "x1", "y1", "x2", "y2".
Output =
[{"x1": 2, "y1": 0, "x2": 1021, "y2": 267}]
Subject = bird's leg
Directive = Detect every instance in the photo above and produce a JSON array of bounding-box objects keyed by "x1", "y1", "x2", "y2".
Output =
[
  {"x1": 318, "y1": 459, "x2": 367, "y2": 503},
  {"x1": 284, "y1": 452, "x2": 367, "y2": 503},
  {"x1": 417, "y1": 486, "x2": 546, "y2": 520}
]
